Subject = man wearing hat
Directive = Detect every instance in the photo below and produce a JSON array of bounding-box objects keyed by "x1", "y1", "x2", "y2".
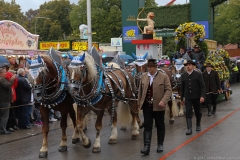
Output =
[
  {"x1": 181, "y1": 60, "x2": 205, "y2": 135},
  {"x1": 190, "y1": 45, "x2": 205, "y2": 72},
  {"x1": 138, "y1": 59, "x2": 172, "y2": 155},
  {"x1": 174, "y1": 46, "x2": 186, "y2": 59},
  {"x1": 202, "y1": 63, "x2": 221, "y2": 116}
]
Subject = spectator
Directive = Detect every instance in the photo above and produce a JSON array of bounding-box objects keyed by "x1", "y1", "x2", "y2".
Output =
[
  {"x1": 16, "y1": 68, "x2": 32, "y2": 129},
  {"x1": 231, "y1": 63, "x2": 238, "y2": 84},
  {"x1": 237, "y1": 60, "x2": 240, "y2": 83},
  {"x1": 0, "y1": 67, "x2": 16, "y2": 134},
  {"x1": 6, "y1": 69, "x2": 19, "y2": 131}
]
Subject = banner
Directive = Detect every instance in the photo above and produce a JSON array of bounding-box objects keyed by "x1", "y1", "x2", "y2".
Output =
[
  {"x1": 72, "y1": 41, "x2": 99, "y2": 51},
  {"x1": 196, "y1": 21, "x2": 209, "y2": 39},
  {"x1": 122, "y1": 26, "x2": 138, "y2": 43},
  {"x1": 0, "y1": 20, "x2": 39, "y2": 50},
  {"x1": 39, "y1": 41, "x2": 70, "y2": 50}
]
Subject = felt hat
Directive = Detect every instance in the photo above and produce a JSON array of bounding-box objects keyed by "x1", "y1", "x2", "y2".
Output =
[
  {"x1": 147, "y1": 59, "x2": 157, "y2": 66},
  {"x1": 184, "y1": 60, "x2": 196, "y2": 66}
]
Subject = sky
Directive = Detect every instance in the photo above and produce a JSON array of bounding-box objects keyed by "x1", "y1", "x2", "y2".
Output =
[{"x1": 5, "y1": 0, "x2": 187, "y2": 13}]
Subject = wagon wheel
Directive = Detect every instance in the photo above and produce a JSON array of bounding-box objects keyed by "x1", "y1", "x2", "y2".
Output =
[{"x1": 224, "y1": 80, "x2": 231, "y2": 100}]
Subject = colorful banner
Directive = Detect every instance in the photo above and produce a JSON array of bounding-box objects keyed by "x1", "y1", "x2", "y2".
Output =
[
  {"x1": 122, "y1": 26, "x2": 138, "y2": 43},
  {"x1": 72, "y1": 41, "x2": 99, "y2": 51},
  {"x1": 39, "y1": 41, "x2": 70, "y2": 50},
  {"x1": 0, "y1": 20, "x2": 39, "y2": 50}
]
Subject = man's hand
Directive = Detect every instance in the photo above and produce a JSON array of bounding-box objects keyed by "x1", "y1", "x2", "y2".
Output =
[
  {"x1": 158, "y1": 101, "x2": 165, "y2": 107},
  {"x1": 200, "y1": 97, "x2": 204, "y2": 103},
  {"x1": 181, "y1": 100, "x2": 185, "y2": 106}
]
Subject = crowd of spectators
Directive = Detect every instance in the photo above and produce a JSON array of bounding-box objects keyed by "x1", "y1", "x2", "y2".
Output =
[{"x1": 0, "y1": 56, "x2": 61, "y2": 135}]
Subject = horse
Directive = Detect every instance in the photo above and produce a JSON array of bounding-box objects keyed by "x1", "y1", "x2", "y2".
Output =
[
  {"x1": 131, "y1": 52, "x2": 178, "y2": 124},
  {"x1": 26, "y1": 51, "x2": 77, "y2": 158},
  {"x1": 67, "y1": 52, "x2": 141, "y2": 153}
]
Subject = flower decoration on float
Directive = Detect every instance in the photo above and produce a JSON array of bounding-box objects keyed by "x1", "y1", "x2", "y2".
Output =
[
  {"x1": 174, "y1": 22, "x2": 206, "y2": 44},
  {"x1": 204, "y1": 49, "x2": 230, "y2": 81}
]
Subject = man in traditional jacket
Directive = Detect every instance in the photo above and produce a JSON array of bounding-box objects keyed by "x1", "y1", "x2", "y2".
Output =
[
  {"x1": 138, "y1": 59, "x2": 172, "y2": 155},
  {"x1": 181, "y1": 60, "x2": 205, "y2": 135},
  {"x1": 202, "y1": 63, "x2": 221, "y2": 116}
]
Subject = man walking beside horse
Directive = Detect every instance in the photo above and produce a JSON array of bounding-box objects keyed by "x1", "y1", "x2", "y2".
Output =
[
  {"x1": 138, "y1": 59, "x2": 172, "y2": 155},
  {"x1": 181, "y1": 60, "x2": 205, "y2": 135}
]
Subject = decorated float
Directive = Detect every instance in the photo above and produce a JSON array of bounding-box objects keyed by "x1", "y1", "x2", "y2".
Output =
[{"x1": 174, "y1": 22, "x2": 232, "y2": 101}]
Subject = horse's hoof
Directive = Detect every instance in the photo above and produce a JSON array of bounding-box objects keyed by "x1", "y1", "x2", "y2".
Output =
[
  {"x1": 83, "y1": 127, "x2": 87, "y2": 132},
  {"x1": 139, "y1": 124, "x2": 144, "y2": 129},
  {"x1": 58, "y1": 146, "x2": 67, "y2": 152},
  {"x1": 83, "y1": 139, "x2": 91, "y2": 148},
  {"x1": 72, "y1": 138, "x2": 80, "y2": 144},
  {"x1": 132, "y1": 135, "x2": 138, "y2": 140},
  {"x1": 92, "y1": 147, "x2": 101, "y2": 153},
  {"x1": 169, "y1": 120, "x2": 174, "y2": 124},
  {"x1": 179, "y1": 113, "x2": 184, "y2": 117},
  {"x1": 39, "y1": 152, "x2": 48, "y2": 158},
  {"x1": 108, "y1": 139, "x2": 117, "y2": 144}
]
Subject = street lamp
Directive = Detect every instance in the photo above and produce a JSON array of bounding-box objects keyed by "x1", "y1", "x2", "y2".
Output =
[{"x1": 35, "y1": 16, "x2": 50, "y2": 34}]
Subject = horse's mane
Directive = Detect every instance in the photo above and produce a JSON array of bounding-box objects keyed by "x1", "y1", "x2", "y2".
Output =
[
  {"x1": 107, "y1": 62, "x2": 120, "y2": 69},
  {"x1": 68, "y1": 52, "x2": 97, "y2": 81}
]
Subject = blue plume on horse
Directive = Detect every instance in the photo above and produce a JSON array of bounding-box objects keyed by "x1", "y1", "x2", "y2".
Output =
[
  {"x1": 131, "y1": 52, "x2": 138, "y2": 60},
  {"x1": 142, "y1": 52, "x2": 148, "y2": 60},
  {"x1": 172, "y1": 58, "x2": 176, "y2": 62},
  {"x1": 80, "y1": 53, "x2": 85, "y2": 62},
  {"x1": 26, "y1": 58, "x2": 32, "y2": 65},
  {"x1": 68, "y1": 53, "x2": 74, "y2": 60},
  {"x1": 37, "y1": 55, "x2": 42, "y2": 63},
  {"x1": 102, "y1": 54, "x2": 107, "y2": 59}
]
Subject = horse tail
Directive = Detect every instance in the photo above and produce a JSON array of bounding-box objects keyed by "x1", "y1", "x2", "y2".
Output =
[{"x1": 117, "y1": 101, "x2": 132, "y2": 128}]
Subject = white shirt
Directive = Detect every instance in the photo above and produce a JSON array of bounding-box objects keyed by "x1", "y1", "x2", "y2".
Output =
[
  {"x1": 187, "y1": 70, "x2": 193, "y2": 76},
  {"x1": 147, "y1": 71, "x2": 158, "y2": 86}
]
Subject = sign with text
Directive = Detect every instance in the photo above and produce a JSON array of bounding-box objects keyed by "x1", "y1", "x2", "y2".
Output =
[
  {"x1": 0, "y1": 20, "x2": 39, "y2": 50},
  {"x1": 155, "y1": 30, "x2": 175, "y2": 37},
  {"x1": 111, "y1": 38, "x2": 122, "y2": 47},
  {"x1": 39, "y1": 41, "x2": 70, "y2": 50},
  {"x1": 196, "y1": 21, "x2": 209, "y2": 39},
  {"x1": 72, "y1": 41, "x2": 99, "y2": 51},
  {"x1": 122, "y1": 26, "x2": 138, "y2": 43}
]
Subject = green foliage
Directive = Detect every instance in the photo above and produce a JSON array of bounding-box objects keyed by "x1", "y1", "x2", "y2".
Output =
[
  {"x1": 139, "y1": 4, "x2": 191, "y2": 29},
  {"x1": 69, "y1": 0, "x2": 122, "y2": 43},
  {"x1": 36, "y1": 0, "x2": 73, "y2": 41},
  {"x1": 196, "y1": 41, "x2": 209, "y2": 58},
  {"x1": 209, "y1": 0, "x2": 228, "y2": 6},
  {"x1": 0, "y1": 0, "x2": 25, "y2": 27},
  {"x1": 214, "y1": 0, "x2": 240, "y2": 45},
  {"x1": 145, "y1": 0, "x2": 158, "y2": 7}
]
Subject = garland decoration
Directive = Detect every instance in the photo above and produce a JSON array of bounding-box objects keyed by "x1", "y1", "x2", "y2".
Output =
[
  {"x1": 174, "y1": 22, "x2": 206, "y2": 44},
  {"x1": 204, "y1": 49, "x2": 230, "y2": 81}
]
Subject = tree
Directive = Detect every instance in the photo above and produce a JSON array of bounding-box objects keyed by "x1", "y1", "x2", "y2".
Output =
[
  {"x1": 214, "y1": 0, "x2": 240, "y2": 45},
  {"x1": 36, "y1": 0, "x2": 73, "y2": 40},
  {"x1": 0, "y1": 0, "x2": 26, "y2": 28},
  {"x1": 145, "y1": 0, "x2": 158, "y2": 7},
  {"x1": 24, "y1": 9, "x2": 39, "y2": 33},
  {"x1": 69, "y1": 0, "x2": 122, "y2": 43}
]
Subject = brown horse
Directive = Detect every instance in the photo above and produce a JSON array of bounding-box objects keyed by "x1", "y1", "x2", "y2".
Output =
[
  {"x1": 67, "y1": 52, "x2": 141, "y2": 153},
  {"x1": 27, "y1": 54, "x2": 76, "y2": 158}
]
